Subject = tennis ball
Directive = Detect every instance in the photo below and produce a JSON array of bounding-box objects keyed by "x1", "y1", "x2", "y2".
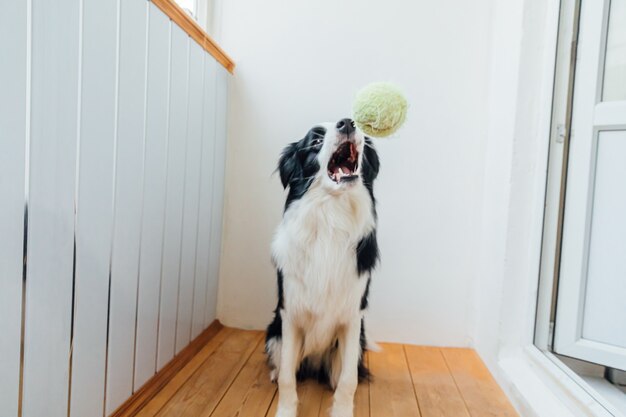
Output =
[{"x1": 352, "y1": 82, "x2": 408, "y2": 138}]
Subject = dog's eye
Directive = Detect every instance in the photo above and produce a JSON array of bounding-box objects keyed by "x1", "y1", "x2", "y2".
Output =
[{"x1": 312, "y1": 137, "x2": 323, "y2": 146}]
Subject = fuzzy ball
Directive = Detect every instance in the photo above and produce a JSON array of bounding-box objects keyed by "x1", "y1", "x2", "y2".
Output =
[{"x1": 352, "y1": 82, "x2": 407, "y2": 138}]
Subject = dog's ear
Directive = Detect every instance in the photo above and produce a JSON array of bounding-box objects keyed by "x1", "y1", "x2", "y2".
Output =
[
  {"x1": 278, "y1": 142, "x2": 301, "y2": 189},
  {"x1": 362, "y1": 137, "x2": 380, "y2": 181}
]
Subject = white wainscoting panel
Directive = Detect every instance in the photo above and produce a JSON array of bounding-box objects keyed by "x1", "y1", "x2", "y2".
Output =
[
  {"x1": 21, "y1": 1, "x2": 80, "y2": 416},
  {"x1": 105, "y1": 0, "x2": 149, "y2": 413},
  {"x1": 156, "y1": 23, "x2": 190, "y2": 370},
  {"x1": 70, "y1": 0, "x2": 119, "y2": 414},
  {"x1": 133, "y1": 3, "x2": 172, "y2": 390},
  {"x1": 0, "y1": 1, "x2": 27, "y2": 415}
]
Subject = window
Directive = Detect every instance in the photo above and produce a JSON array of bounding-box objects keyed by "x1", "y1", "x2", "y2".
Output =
[
  {"x1": 175, "y1": 0, "x2": 198, "y2": 19},
  {"x1": 173, "y1": 0, "x2": 212, "y2": 34},
  {"x1": 535, "y1": 0, "x2": 626, "y2": 414},
  {"x1": 602, "y1": 0, "x2": 626, "y2": 101}
]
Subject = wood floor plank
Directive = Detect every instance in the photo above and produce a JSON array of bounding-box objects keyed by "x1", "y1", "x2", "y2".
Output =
[
  {"x1": 298, "y1": 380, "x2": 327, "y2": 417},
  {"x1": 441, "y1": 348, "x2": 518, "y2": 417},
  {"x1": 208, "y1": 341, "x2": 277, "y2": 417},
  {"x1": 319, "y1": 387, "x2": 333, "y2": 416},
  {"x1": 404, "y1": 345, "x2": 470, "y2": 417},
  {"x1": 136, "y1": 326, "x2": 236, "y2": 416},
  {"x1": 154, "y1": 329, "x2": 263, "y2": 417},
  {"x1": 369, "y1": 343, "x2": 421, "y2": 417},
  {"x1": 265, "y1": 391, "x2": 278, "y2": 417}
]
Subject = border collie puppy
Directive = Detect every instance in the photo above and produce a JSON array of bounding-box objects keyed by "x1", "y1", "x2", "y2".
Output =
[{"x1": 266, "y1": 118, "x2": 380, "y2": 417}]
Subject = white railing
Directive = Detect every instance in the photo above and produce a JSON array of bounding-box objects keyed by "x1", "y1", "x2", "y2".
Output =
[{"x1": 0, "y1": 1, "x2": 229, "y2": 416}]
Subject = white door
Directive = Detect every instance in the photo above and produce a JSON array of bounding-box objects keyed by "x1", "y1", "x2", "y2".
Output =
[{"x1": 554, "y1": 0, "x2": 626, "y2": 371}]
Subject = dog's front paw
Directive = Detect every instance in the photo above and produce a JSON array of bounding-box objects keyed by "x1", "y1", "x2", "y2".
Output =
[
  {"x1": 275, "y1": 405, "x2": 298, "y2": 417},
  {"x1": 330, "y1": 400, "x2": 353, "y2": 417},
  {"x1": 275, "y1": 396, "x2": 298, "y2": 417}
]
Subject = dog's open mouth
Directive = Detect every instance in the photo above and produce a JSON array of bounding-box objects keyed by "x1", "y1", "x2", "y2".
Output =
[{"x1": 328, "y1": 142, "x2": 359, "y2": 183}]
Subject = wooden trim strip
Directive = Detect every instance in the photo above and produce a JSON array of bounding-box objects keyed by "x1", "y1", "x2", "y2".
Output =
[
  {"x1": 150, "y1": 0, "x2": 235, "y2": 74},
  {"x1": 109, "y1": 320, "x2": 224, "y2": 417}
]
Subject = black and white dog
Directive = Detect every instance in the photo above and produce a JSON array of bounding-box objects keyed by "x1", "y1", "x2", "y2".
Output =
[{"x1": 266, "y1": 118, "x2": 380, "y2": 417}]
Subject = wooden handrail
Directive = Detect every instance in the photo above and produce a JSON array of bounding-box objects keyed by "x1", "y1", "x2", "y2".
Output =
[{"x1": 151, "y1": 0, "x2": 235, "y2": 74}]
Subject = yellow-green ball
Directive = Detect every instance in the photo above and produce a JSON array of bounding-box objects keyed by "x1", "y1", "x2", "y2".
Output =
[{"x1": 352, "y1": 82, "x2": 407, "y2": 138}]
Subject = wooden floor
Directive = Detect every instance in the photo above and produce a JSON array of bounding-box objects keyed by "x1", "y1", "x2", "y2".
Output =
[{"x1": 135, "y1": 327, "x2": 518, "y2": 417}]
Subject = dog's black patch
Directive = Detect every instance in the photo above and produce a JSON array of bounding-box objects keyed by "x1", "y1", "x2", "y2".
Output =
[
  {"x1": 356, "y1": 231, "x2": 379, "y2": 276},
  {"x1": 361, "y1": 137, "x2": 380, "y2": 205},
  {"x1": 265, "y1": 269, "x2": 284, "y2": 350},
  {"x1": 296, "y1": 355, "x2": 333, "y2": 385},
  {"x1": 278, "y1": 126, "x2": 326, "y2": 211},
  {"x1": 358, "y1": 318, "x2": 370, "y2": 380}
]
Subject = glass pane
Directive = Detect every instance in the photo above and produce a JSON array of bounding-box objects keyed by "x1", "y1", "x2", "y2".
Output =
[
  {"x1": 175, "y1": 0, "x2": 196, "y2": 17},
  {"x1": 603, "y1": 0, "x2": 626, "y2": 101}
]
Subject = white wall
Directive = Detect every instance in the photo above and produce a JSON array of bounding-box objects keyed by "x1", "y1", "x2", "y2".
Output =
[{"x1": 214, "y1": 0, "x2": 493, "y2": 346}]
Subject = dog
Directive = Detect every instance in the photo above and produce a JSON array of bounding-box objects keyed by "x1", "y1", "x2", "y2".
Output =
[{"x1": 266, "y1": 118, "x2": 380, "y2": 417}]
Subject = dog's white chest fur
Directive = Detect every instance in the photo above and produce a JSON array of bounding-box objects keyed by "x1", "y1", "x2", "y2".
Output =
[{"x1": 272, "y1": 181, "x2": 374, "y2": 355}]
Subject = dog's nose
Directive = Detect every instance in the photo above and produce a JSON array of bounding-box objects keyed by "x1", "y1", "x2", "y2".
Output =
[{"x1": 336, "y1": 118, "x2": 355, "y2": 135}]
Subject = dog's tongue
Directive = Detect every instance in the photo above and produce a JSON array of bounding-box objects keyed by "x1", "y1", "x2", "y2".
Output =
[{"x1": 334, "y1": 166, "x2": 351, "y2": 174}]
